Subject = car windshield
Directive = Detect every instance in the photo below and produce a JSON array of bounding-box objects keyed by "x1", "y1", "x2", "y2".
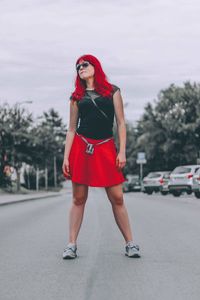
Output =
[
  {"x1": 172, "y1": 167, "x2": 191, "y2": 174},
  {"x1": 147, "y1": 173, "x2": 161, "y2": 178},
  {"x1": 194, "y1": 168, "x2": 200, "y2": 175},
  {"x1": 131, "y1": 178, "x2": 139, "y2": 183},
  {"x1": 127, "y1": 175, "x2": 139, "y2": 183},
  {"x1": 163, "y1": 173, "x2": 170, "y2": 179}
]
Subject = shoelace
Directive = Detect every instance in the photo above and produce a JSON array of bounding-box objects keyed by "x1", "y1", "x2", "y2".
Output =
[
  {"x1": 127, "y1": 244, "x2": 139, "y2": 250},
  {"x1": 64, "y1": 246, "x2": 76, "y2": 252}
]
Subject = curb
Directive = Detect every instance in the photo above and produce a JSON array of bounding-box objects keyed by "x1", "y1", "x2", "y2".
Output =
[{"x1": 0, "y1": 191, "x2": 72, "y2": 207}]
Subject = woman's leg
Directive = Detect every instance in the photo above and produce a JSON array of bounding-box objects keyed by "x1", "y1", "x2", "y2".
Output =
[
  {"x1": 105, "y1": 183, "x2": 133, "y2": 243},
  {"x1": 68, "y1": 182, "x2": 89, "y2": 244}
]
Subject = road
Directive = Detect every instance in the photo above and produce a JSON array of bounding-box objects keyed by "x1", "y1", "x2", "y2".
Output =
[{"x1": 0, "y1": 188, "x2": 200, "y2": 300}]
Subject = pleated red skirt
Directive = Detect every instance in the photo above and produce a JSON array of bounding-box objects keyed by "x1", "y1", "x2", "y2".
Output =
[{"x1": 65, "y1": 133, "x2": 126, "y2": 187}]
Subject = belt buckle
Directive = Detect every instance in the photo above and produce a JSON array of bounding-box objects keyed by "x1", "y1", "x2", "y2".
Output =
[{"x1": 86, "y1": 143, "x2": 94, "y2": 155}]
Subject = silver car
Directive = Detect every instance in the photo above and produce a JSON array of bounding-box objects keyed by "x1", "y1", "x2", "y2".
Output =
[
  {"x1": 160, "y1": 172, "x2": 171, "y2": 195},
  {"x1": 168, "y1": 165, "x2": 200, "y2": 197},
  {"x1": 143, "y1": 171, "x2": 171, "y2": 195},
  {"x1": 123, "y1": 175, "x2": 141, "y2": 192},
  {"x1": 192, "y1": 168, "x2": 200, "y2": 198}
]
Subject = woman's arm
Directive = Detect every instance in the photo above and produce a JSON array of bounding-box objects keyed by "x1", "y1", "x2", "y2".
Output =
[
  {"x1": 113, "y1": 89, "x2": 126, "y2": 170},
  {"x1": 62, "y1": 100, "x2": 79, "y2": 177}
]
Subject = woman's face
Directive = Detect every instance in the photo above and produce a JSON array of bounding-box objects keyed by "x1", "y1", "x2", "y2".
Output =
[{"x1": 76, "y1": 59, "x2": 95, "y2": 80}]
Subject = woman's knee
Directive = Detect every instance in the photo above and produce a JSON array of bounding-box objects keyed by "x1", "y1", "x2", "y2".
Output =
[
  {"x1": 105, "y1": 184, "x2": 124, "y2": 206},
  {"x1": 110, "y1": 195, "x2": 124, "y2": 206},
  {"x1": 73, "y1": 195, "x2": 87, "y2": 206},
  {"x1": 72, "y1": 183, "x2": 88, "y2": 205}
]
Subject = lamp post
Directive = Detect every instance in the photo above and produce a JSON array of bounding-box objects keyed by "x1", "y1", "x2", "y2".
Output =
[
  {"x1": 54, "y1": 155, "x2": 57, "y2": 188},
  {"x1": 14, "y1": 100, "x2": 33, "y2": 191}
]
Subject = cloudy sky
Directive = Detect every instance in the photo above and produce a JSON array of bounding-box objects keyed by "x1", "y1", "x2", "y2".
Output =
[{"x1": 0, "y1": 0, "x2": 200, "y2": 126}]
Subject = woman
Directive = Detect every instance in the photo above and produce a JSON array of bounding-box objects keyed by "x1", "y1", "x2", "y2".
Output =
[{"x1": 62, "y1": 54, "x2": 140, "y2": 259}]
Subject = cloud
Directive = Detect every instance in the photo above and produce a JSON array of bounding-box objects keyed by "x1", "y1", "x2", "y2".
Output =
[{"x1": 0, "y1": 0, "x2": 200, "y2": 125}]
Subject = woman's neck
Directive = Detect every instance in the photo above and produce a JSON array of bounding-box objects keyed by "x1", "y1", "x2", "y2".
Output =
[{"x1": 85, "y1": 78, "x2": 94, "y2": 90}]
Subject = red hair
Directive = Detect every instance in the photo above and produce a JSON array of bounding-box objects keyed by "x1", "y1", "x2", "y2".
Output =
[{"x1": 70, "y1": 54, "x2": 113, "y2": 101}]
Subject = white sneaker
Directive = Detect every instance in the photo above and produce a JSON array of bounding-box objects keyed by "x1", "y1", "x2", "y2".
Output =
[
  {"x1": 125, "y1": 242, "x2": 141, "y2": 258},
  {"x1": 63, "y1": 243, "x2": 77, "y2": 259}
]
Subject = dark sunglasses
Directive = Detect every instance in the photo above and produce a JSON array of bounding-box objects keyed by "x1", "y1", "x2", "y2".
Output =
[{"x1": 76, "y1": 61, "x2": 90, "y2": 72}]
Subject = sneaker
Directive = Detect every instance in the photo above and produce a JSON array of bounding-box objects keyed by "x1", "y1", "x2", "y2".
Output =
[
  {"x1": 125, "y1": 242, "x2": 141, "y2": 258},
  {"x1": 63, "y1": 243, "x2": 77, "y2": 259}
]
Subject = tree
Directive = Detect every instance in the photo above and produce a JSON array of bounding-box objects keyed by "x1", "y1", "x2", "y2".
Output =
[
  {"x1": 29, "y1": 109, "x2": 66, "y2": 189},
  {"x1": 0, "y1": 104, "x2": 66, "y2": 191},
  {"x1": 0, "y1": 103, "x2": 33, "y2": 190},
  {"x1": 134, "y1": 81, "x2": 200, "y2": 174}
]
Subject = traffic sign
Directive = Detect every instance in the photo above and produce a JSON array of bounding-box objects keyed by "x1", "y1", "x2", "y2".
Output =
[
  {"x1": 137, "y1": 152, "x2": 146, "y2": 159},
  {"x1": 137, "y1": 152, "x2": 146, "y2": 164},
  {"x1": 136, "y1": 159, "x2": 147, "y2": 164}
]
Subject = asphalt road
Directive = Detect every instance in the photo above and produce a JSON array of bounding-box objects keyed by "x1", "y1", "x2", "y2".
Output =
[{"x1": 0, "y1": 188, "x2": 200, "y2": 300}]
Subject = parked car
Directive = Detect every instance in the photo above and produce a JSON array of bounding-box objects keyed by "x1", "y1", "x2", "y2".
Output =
[
  {"x1": 123, "y1": 174, "x2": 141, "y2": 192},
  {"x1": 143, "y1": 171, "x2": 171, "y2": 195},
  {"x1": 128, "y1": 175, "x2": 141, "y2": 192},
  {"x1": 160, "y1": 172, "x2": 171, "y2": 195},
  {"x1": 168, "y1": 165, "x2": 200, "y2": 197},
  {"x1": 192, "y1": 168, "x2": 200, "y2": 198}
]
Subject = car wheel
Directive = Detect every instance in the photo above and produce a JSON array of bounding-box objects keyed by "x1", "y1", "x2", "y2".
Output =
[
  {"x1": 186, "y1": 190, "x2": 192, "y2": 195},
  {"x1": 172, "y1": 191, "x2": 181, "y2": 197},
  {"x1": 194, "y1": 191, "x2": 200, "y2": 199},
  {"x1": 147, "y1": 190, "x2": 153, "y2": 195},
  {"x1": 161, "y1": 191, "x2": 168, "y2": 195}
]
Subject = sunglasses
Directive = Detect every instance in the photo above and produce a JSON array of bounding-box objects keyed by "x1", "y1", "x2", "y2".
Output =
[{"x1": 76, "y1": 61, "x2": 90, "y2": 72}]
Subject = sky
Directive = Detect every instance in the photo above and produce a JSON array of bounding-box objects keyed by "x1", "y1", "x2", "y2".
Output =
[{"x1": 0, "y1": 0, "x2": 200, "y2": 126}]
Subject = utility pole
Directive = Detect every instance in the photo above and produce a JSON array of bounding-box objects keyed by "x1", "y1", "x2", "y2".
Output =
[
  {"x1": 54, "y1": 155, "x2": 57, "y2": 188},
  {"x1": 45, "y1": 161, "x2": 48, "y2": 191},
  {"x1": 36, "y1": 167, "x2": 39, "y2": 191}
]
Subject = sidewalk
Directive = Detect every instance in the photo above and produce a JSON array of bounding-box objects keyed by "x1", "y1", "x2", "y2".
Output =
[{"x1": 0, "y1": 181, "x2": 72, "y2": 206}]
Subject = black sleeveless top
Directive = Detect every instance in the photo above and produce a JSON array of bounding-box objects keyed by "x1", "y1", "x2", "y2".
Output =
[{"x1": 70, "y1": 84, "x2": 120, "y2": 139}]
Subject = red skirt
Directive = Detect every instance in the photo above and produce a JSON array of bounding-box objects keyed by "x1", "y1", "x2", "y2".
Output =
[{"x1": 65, "y1": 133, "x2": 126, "y2": 187}]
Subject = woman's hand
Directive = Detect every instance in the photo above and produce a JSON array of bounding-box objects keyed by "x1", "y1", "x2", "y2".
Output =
[
  {"x1": 62, "y1": 158, "x2": 71, "y2": 178},
  {"x1": 116, "y1": 152, "x2": 126, "y2": 171}
]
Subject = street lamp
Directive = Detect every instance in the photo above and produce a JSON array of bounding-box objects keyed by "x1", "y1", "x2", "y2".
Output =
[{"x1": 14, "y1": 100, "x2": 33, "y2": 191}]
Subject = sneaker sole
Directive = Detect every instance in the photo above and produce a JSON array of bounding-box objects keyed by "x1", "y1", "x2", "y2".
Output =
[
  {"x1": 125, "y1": 253, "x2": 141, "y2": 258},
  {"x1": 63, "y1": 255, "x2": 77, "y2": 259}
]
